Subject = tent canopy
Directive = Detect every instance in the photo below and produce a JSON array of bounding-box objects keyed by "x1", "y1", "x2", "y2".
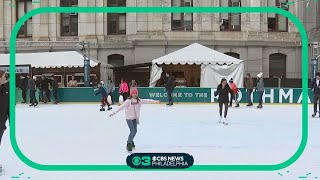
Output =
[
  {"x1": 152, "y1": 43, "x2": 243, "y2": 65},
  {"x1": 0, "y1": 51, "x2": 99, "y2": 68},
  {"x1": 149, "y1": 43, "x2": 244, "y2": 88}
]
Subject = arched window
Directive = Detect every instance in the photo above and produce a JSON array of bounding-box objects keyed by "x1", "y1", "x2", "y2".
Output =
[
  {"x1": 224, "y1": 52, "x2": 240, "y2": 59},
  {"x1": 269, "y1": 53, "x2": 286, "y2": 78},
  {"x1": 107, "y1": 0, "x2": 126, "y2": 35},
  {"x1": 108, "y1": 54, "x2": 124, "y2": 67}
]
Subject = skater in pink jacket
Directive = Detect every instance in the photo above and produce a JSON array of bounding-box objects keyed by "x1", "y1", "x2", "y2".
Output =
[
  {"x1": 110, "y1": 88, "x2": 160, "y2": 152},
  {"x1": 119, "y1": 78, "x2": 129, "y2": 100}
]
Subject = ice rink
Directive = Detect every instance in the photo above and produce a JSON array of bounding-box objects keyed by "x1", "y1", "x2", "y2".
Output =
[{"x1": 0, "y1": 103, "x2": 319, "y2": 180}]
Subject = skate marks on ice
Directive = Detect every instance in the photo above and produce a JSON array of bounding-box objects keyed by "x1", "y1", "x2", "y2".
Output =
[{"x1": 14, "y1": 104, "x2": 301, "y2": 165}]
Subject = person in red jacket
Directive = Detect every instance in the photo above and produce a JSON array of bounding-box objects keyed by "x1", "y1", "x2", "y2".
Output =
[{"x1": 229, "y1": 78, "x2": 240, "y2": 107}]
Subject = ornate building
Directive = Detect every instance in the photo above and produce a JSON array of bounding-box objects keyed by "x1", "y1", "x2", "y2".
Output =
[{"x1": 0, "y1": 0, "x2": 319, "y2": 86}]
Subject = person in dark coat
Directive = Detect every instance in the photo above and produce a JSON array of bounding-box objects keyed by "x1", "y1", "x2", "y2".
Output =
[
  {"x1": 0, "y1": 70, "x2": 9, "y2": 147},
  {"x1": 28, "y1": 76, "x2": 38, "y2": 107},
  {"x1": 311, "y1": 72, "x2": 320, "y2": 117},
  {"x1": 20, "y1": 74, "x2": 29, "y2": 103},
  {"x1": 40, "y1": 76, "x2": 49, "y2": 103},
  {"x1": 214, "y1": 78, "x2": 233, "y2": 125},
  {"x1": 95, "y1": 82, "x2": 112, "y2": 111},
  {"x1": 165, "y1": 72, "x2": 175, "y2": 106},
  {"x1": 245, "y1": 73, "x2": 254, "y2": 106},
  {"x1": 51, "y1": 75, "x2": 59, "y2": 104},
  {"x1": 47, "y1": 77, "x2": 52, "y2": 102},
  {"x1": 36, "y1": 77, "x2": 42, "y2": 102},
  {"x1": 255, "y1": 73, "x2": 264, "y2": 109}
]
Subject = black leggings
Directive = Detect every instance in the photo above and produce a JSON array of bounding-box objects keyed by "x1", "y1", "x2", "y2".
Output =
[{"x1": 219, "y1": 102, "x2": 229, "y2": 118}]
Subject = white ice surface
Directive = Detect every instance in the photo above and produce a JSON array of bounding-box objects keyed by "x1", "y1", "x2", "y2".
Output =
[{"x1": 0, "y1": 103, "x2": 319, "y2": 180}]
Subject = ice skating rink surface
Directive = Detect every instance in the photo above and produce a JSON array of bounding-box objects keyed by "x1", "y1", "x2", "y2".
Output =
[{"x1": 0, "y1": 103, "x2": 319, "y2": 180}]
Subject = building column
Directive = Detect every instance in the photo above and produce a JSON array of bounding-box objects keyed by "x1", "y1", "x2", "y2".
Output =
[
  {"x1": 200, "y1": 0, "x2": 212, "y2": 32},
  {"x1": 136, "y1": 0, "x2": 148, "y2": 32},
  {"x1": 96, "y1": 0, "x2": 104, "y2": 42},
  {"x1": 78, "y1": 0, "x2": 97, "y2": 41},
  {"x1": 48, "y1": 0, "x2": 58, "y2": 41},
  {"x1": 212, "y1": 0, "x2": 220, "y2": 31},
  {"x1": 4, "y1": 0, "x2": 13, "y2": 41},
  {"x1": 0, "y1": 0, "x2": 4, "y2": 40},
  {"x1": 162, "y1": 0, "x2": 171, "y2": 32},
  {"x1": 126, "y1": 0, "x2": 137, "y2": 35},
  {"x1": 38, "y1": 0, "x2": 49, "y2": 40}
]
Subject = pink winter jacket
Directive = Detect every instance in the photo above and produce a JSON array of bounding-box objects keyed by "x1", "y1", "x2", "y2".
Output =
[
  {"x1": 119, "y1": 82, "x2": 129, "y2": 93},
  {"x1": 113, "y1": 98, "x2": 158, "y2": 120}
]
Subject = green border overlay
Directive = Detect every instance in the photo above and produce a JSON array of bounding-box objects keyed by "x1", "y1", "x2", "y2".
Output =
[{"x1": 9, "y1": 7, "x2": 308, "y2": 171}]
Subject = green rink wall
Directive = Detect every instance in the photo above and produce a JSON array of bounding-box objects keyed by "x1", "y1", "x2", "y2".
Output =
[{"x1": 14, "y1": 87, "x2": 314, "y2": 104}]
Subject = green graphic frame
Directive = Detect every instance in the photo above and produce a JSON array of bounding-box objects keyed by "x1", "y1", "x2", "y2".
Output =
[{"x1": 9, "y1": 7, "x2": 308, "y2": 171}]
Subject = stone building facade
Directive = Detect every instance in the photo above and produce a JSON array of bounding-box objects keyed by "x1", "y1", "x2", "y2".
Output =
[{"x1": 0, "y1": 0, "x2": 319, "y2": 86}]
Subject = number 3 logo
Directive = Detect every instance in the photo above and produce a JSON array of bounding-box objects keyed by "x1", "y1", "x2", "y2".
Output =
[{"x1": 141, "y1": 156, "x2": 151, "y2": 166}]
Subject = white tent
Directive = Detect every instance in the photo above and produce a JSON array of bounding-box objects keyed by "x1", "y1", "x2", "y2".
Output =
[
  {"x1": 149, "y1": 43, "x2": 244, "y2": 88},
  {"x1": 0, "y1": 51, "x2": 99, "y2": 68}
]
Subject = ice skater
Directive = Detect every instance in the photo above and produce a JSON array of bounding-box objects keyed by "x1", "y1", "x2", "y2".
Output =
[
  {"x1": 94, "y1": 82, "x2": 112, "y2": 111},
  {"x1": 229, "y1": 78, "x2": 240, "y2": 107},
  {"x1": 119, "y1": 78, "x2": 129, "y2": 102},
  {"x1": 109, "y1": 88, "x2": 160, "y2": 152},
  {"x1": 28, "y1": 76, "x2": 38, "y2": 107},
  {"x1": 214, "y1": 78, "x2": 233, "y2": 125},
  {"x1": 0, "y1": 70, "x2": 9, "y2": 170},
  {"x1": 245, "y1": 73, "x2": 254, "y2": 106},
  {"x1": 311, "y1": 72, "x2": 320, "y2": 117},
  {"x1": 165, "y1": 72, "x2": 175, "y2": 106},
  {"x1": 255, "y1": 73, "x2": 264, "y2": 109}
]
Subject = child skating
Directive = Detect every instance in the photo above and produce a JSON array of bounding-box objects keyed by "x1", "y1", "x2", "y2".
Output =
[
  {"x1": 214, "y1": 78, "x2": 233, "y2": 125},
  {"x1": 229, "y1": 78, "x2": 240, "y2": 107},
  {"x1": 95, "y1": 82, "x2": 112, "y2": 111},
  {"x1": 109, "y1": 88, "x2": 160, "y2": 152}
]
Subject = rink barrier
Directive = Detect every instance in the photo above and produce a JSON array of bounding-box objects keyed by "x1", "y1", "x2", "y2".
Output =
[{"x1": 14, "y1": 87, "x2": 314, "y2": 104}]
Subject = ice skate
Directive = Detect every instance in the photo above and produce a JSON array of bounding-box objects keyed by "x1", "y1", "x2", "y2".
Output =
[
  {"x1": 218, "y1": 116, "x2": 222, "y2": 123},
  {"x1": 107, "y1": 106, "x2": 112, "y2": 111},
  {"x1": 222, "y1": 118, "x2": 228, "y2": 125},
  {"x1": 132, "y1": 141, "x2": 135, "y2": 149},
  {"x1": 29, "y1": 104, "x2": 34, "y2": 107},
  {"x1": 312, "y1": 112, "x2": 317, "y2": 117},
  {"x1": 257, "y1": 104, "x2": 263, "y2": 109},
  {"x1": 127, "y1": 142, "x2": 133, "y2": 152},
  {"x1": 247, "y1": 103, "x2": 253, "y2": 107},
  {"x1": 100, "y1": 108, "x2": 105, "y2": 111},
  {"x1": 235, "y1": 104, "x2": 240, "y2": 107},
  {"x1": 34, "y1": 103, "x2": 38, "y2": 107}
]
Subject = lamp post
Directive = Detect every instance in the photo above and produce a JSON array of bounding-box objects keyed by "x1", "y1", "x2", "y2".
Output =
[
  {"x1": 311, "y1": 42, "x2": 319, "y2": 79},
  {"x1": 77, "y1": 41, "x2": 91, "y2": 87}
]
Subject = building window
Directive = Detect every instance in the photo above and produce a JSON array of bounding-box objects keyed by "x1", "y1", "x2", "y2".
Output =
[
  {"x1": 220, "y1": 0, "x2": 241, "y2": 31},
  {"x1": 60, "y1": 0, "x2": 78, "y2": 36},
  {"x1": 269, "y1": 53, "x2": 286, "y2": 78},
  {"x1": 108, "y1": 54, "x2": 124, "y2": 67},
  {"x1": 268, "y1": 0, "x2": 288, "y2": 32},
  {"x1": 224, "y1": 52, "x2": 240, "y2": 59},
  {"x1": 171, "y1": 0, "x2": 193, "y2": 31},
  {"x1": 16, "y1": 0, "x2": 33, "y2": 38},
  {"x1": 107, "y1": 0, "x2": 126, "y2": 35}
]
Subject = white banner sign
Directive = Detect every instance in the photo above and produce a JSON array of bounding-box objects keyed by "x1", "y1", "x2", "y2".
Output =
[{"x1": 0, "y1": 66, "x2": 30, "y2": 74}]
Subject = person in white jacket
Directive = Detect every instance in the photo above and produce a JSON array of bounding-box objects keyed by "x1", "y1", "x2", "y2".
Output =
[{"x1": 110, "y1": 88, "x2": 160, "y2": 152}]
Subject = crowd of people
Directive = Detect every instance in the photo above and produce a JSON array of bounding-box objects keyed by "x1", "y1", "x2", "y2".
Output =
[{"x1": 18, "y1": 74, "x2": 60, "y2": 106}]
